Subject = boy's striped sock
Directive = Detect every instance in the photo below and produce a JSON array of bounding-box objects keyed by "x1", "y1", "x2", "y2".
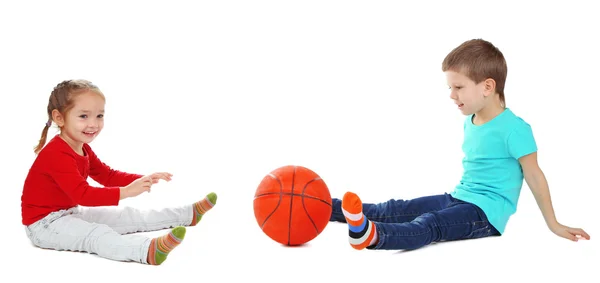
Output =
[
  {"x1": 147, "y1": 226, "x2": 186, "y2": 265},
  {"x1": 190, "y1": 192, "x2": 217, "y2": 226},
  {"x1": 342, "y1": 191, "x2": 378, "y2": 250}
]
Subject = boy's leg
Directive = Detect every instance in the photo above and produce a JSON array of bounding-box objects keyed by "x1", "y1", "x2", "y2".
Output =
[
  {"x1": 25, "y1": 210, "x2": 186, "y2": 265},
  {"x1": 72, "y1": 192, "x2": 217, "y2": 235},
  {"x1": 341, "y1": 191, "x2": 499, "y2": 250},
  {"x1": 331, "y1": 193, "x2": 453, "y2": 223}
]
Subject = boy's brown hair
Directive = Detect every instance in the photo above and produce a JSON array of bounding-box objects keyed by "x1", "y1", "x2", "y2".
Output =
[{"x1": 442, "y1": 39, "x2": 507, "y2": 107}]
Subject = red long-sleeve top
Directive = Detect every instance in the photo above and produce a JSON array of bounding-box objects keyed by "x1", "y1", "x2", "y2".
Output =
[{"x1": 21, "y1": 135, "x2": 143, "y2": 226}]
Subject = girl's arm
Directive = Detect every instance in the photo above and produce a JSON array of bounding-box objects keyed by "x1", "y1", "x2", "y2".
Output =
[
  {"x1": 85, "y1": 144, "x2": 143, "y2": 187},
  {"x1": 46, "y1": 150, "x2": 121, "y2": 206}
]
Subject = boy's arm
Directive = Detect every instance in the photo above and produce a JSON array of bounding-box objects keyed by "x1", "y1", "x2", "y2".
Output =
[
  {"x1": 519, "y1": 152, "x2": 590, "y2": 241},
  {"x1": 86, "y1": 144, "x2": 143, "y2": 187}
]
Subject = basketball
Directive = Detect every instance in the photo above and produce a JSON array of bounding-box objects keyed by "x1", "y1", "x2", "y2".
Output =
[{"x1": 253, "y1": 165, "x2": 332, "y2": 246}]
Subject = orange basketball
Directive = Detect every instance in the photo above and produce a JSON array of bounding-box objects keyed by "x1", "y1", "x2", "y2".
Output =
[{"x1": 253, "y1": 165, "x2": 332, "y2": 246}]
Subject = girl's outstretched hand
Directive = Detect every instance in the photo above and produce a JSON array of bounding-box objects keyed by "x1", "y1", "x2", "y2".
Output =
[
  {"x1": 550, "y1": 222, "x2": 590, "y2": 241},
  {"x1": 120, "y1": 175, "x2": 153, "y2": 200},
  {"x1": 148, "y1": 172, "x2": 173, "y2": 184}
]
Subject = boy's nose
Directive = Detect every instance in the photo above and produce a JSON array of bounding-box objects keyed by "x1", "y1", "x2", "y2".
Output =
[{"x1": 449, "y1": 91, "x2": 457, "y2": 100}]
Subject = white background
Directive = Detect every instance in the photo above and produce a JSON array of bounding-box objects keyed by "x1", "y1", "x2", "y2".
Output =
[{"x1": 1, "y1": 0, "x2": 598, "y2": 282}]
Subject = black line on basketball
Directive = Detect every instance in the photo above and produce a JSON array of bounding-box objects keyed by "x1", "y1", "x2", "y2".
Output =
[
  {"x1": 287, "y1": 166, "x2": 297, "y2": 245},
  {"x1": 260, "y1": 173, "x2": 283, "y2": 229},
  {"x1": 301, "y1": 177, "x2": 322, "y2": 233},
  {"x1": 254, "y1": 192, "x2": 332, "y2": 207}
]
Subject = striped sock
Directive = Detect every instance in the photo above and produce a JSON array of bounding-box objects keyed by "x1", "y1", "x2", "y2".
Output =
[
  {"x1": 342, "y1": 191, "x2": 378, "y2": 250},
  {"x1": 190, "y1": 192, "x2": 217, "y2": 226},
  {"x1": 147, "y1": 226, "x2": 186, "y2": 265}
]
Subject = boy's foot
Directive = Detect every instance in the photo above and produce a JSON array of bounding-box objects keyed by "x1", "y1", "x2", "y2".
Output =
[
  {"x1": 190, "y1": 192, "x2": 217, "y2": 226},
  {"x1": 342, "y1": 191, "x2": 378, "y2": 250},
  {"x1": 147, "y1": 226, "x2": 186, "y2": 265}
]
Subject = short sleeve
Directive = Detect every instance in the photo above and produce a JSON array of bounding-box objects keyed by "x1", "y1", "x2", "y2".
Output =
[{"x1": 507, "y1": 122, "x2": 537, "y2": 159}]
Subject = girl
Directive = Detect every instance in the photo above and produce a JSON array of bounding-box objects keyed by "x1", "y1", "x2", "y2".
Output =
[
  {"x1": 21, "y1": 79, "x2": 217, "y2": 265},
  {"x1": 329, "y1": 39, "x2": 590, "y2": 250}
]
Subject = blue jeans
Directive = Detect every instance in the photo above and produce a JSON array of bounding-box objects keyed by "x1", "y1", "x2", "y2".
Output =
[{"x1": 330, "y1": 193, "x2": 500, "y2": 250}]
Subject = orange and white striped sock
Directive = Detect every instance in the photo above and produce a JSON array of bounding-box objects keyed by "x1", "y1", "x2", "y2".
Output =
[
  {"x1": 342, "y1": 192, "x2": 378, "y2": 250},
  {"x1": 147, "y1": 226, "x2": 186, "y2": 265}
]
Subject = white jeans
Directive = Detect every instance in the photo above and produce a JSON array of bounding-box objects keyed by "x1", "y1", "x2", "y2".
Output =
[{"x1": 24, "y1": 205, "x2": 193, "y2": 264}]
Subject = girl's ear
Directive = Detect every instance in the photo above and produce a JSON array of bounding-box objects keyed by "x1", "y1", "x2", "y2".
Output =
[{"x1": 52, "y1": 109, "x2": 64, "y2": 127}]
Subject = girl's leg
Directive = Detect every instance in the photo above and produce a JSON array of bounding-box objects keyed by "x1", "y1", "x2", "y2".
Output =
[
  {"x1": 341, "y1": 191, "x2": 499, "y2": 250},
  {"x1": 72, "y1": 192, "x2": 217, "y2": 235},
  {"x1": 330, "y1": 193, "x2": 453, "y2": 223},
  {"x1": 25, "y1": 209, "x2": 186, "y2": 265}
]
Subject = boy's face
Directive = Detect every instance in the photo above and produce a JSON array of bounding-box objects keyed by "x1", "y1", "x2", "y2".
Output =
[{"x1": 445, "y1": 70, "x2": 487, "y2": 115}]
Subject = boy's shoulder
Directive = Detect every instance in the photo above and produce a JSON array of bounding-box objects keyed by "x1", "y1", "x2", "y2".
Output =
[
  {"x1": 504, "y1": 109, "x2": 538, "y2": 157},
  {"x1": 462, "y1": 108, "x2": 531, "y2": 127},
  {"x1": 504, "y1": 108, "x2": 533, "y2": 130},
  {"x1": 463, "y1": 108, "x2": 534, "y2": 137}
]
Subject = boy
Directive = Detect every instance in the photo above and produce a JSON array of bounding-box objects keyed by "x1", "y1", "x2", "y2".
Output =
[{"x1": 329, "y1": 38, "x2": 590, "y2": 250}]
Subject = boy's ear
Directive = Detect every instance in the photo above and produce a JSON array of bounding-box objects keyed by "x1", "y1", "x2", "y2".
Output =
[
  {"x1": 52, "y1": 109, "x2": 65, "y2": 127},
  {"x1": 483, "y1": 78, "x2": 496, "y2": 96}
]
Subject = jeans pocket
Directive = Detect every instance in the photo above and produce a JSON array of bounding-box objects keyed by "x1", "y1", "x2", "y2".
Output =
[
  {"x1": 466, "y1": 221, "x2": 492, "y2": 239},
  {"x1": 27, "y1": 211, "x2": 69, "y2": 249}
]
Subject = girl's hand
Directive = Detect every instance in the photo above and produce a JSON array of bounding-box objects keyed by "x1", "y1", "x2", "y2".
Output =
[
  {"x1": 148, "y1": 172, "x2": 173, "y2": 184},
  {"x1": 120, "y1": 175, "x2": 153, "y2": 199},
  {"x1": 550, "y1": 222, "x2": 590, "y2": 241}
]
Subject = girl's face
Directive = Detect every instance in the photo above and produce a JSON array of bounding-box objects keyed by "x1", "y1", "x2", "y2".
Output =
[{"x1": 54, "y1": 91, "x2": 105, "y2": 154}]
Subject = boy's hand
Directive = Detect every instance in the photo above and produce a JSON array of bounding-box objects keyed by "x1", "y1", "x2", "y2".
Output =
[
  {"x1": 148, "y1": 172, "x2": 173, "y2": 184},
  {"x1": 550, "y1": 223, "x2": 590, "y2": 241}
]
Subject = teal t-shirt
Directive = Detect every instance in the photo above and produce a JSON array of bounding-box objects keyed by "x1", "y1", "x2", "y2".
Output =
[{"x1": 450, "y1": 108, "x2": 537, "y2": 234}]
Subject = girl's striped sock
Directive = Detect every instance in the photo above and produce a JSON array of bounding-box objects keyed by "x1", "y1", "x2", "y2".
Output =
[
  {"x1": 147, "y1": 226, "x2": 186, "y2": 265},
  {"x1": 342, "y1": 191, "x2": 378, "y2": 250},
  {"x1": 190, "y1": 192, "x2": 217, "y2": 226}
]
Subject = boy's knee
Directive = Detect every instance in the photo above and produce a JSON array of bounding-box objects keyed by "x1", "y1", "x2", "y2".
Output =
[{"x1": 411, "y1": 212, "x2": 437, "y2": 227}]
